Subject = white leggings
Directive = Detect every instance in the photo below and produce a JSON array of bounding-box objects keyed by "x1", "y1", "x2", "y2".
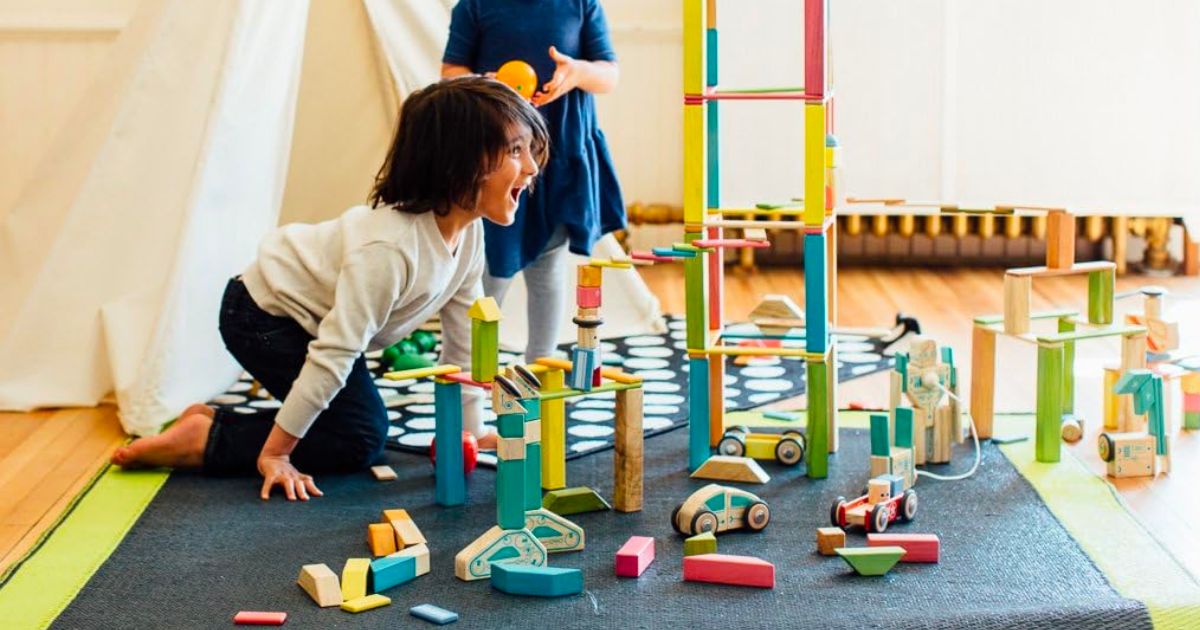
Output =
[{"x1": 483, "y1": 228, "x2": 570, "y2": 363}]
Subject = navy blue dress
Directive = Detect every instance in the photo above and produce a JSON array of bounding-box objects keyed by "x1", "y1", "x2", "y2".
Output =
[{"x1": 444, "y1": 0, "x2": 626, "y2": 279}]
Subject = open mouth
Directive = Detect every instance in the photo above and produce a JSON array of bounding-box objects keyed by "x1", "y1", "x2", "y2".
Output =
[{"x1": 509, "y1": 186, "x2": 523, "y2": 202}]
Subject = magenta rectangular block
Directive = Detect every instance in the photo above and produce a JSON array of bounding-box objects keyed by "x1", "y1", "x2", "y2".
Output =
[{"x1": 615, "y1": 536, "x2": 655, "y2": 577}]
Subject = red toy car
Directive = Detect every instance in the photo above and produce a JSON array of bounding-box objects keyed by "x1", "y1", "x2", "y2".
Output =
[{"x1": 830, "y1": 476, "x2": 917, "y2": 533}]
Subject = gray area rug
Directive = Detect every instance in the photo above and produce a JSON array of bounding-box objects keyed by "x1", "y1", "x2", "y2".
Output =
[{"x1": 52, "y1": 428, "x2": 1150, "y2": 629}]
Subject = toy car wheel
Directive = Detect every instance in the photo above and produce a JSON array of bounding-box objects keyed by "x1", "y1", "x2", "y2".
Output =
[
  {"x1": 691, "y1": 510, "x2": 719, "y2": 535},
  {"x1": 745, "y1": 501, "x2": 771, "y2": 531},
  {"x1": 670, "y1": 505, "x2": 683, "y2": 535},
  {"x1": 774, "y1": 437, "x2": 804, "y2": 466},
  {"x1": 830, "y1": 497, "x2": 847, "y2": 528},
  {"x1": 899, "y1": 489, "x2": 918, "y2": 522},
  {"x1": 869, "y1": 503, "x2": 890, "y2": 533},
  {"x1": 1097, "y1": 433, "x2": 1115, "y2": 462},
  {"x1": 718, "y1": 434, "x2": 746, "y2": 458},
  {"x1": 727, "y1": 425, "x2": 751, "y2": 436}
]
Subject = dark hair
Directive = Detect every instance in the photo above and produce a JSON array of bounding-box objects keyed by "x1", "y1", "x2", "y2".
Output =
[{"x1": 370, "y1": 76, "x2": 550, "y2": 215}]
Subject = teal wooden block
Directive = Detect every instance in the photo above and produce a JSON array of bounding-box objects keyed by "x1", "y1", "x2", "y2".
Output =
[
  {"x1": 410, "y1": 603, "x2": 458, "y2": 625},
  {"x1": 370, "y1": 554, "x2": 416, "y2": 593},
  {"x1": 688, "y1": 356, "x2": 711, "y2": 472},
  {"x1": 804, "y1": 233, "x2": 828, "y2": 353},
  {"x1": 434, "y1": 381, "x2": 465, "y2": 506},
  {"x1": 490, "y1": 563, "x2": 583, "y2": 597},
  {"x1": 895, "y1": 353, "x2": 908, "y2": 392},
  {"x1": 894, "y1": 408, "x2": 914, "y2": 448},
  {"x1": 869, "y1": 414, "x2": 890, "y2": 456},
  {"x1": 569, "y1": 346, "x2": 600, "y2": 391}
]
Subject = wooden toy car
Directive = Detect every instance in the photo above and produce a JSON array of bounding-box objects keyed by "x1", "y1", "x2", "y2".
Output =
[
  {"x1": 671, "y1": 484, "x2": 770, "y2": 536},
  {"x1": 717, "y1": 426, "x2": 806, "y2": 466},
  {"x1": 830, "y1": 477, "x2": 917, "y2": 533}
]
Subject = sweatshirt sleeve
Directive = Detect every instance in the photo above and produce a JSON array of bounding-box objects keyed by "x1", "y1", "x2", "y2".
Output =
[
  {"x1": 273, "y1": 242, "x2": 404, "y2": 438},
  {"x1": 438, "y1": 241, "x2": 486, "y2": 436}
]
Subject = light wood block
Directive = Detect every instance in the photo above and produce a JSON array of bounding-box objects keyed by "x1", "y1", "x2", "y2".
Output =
[
  {"x1": 370, "y1": 465, "x2": 397, "y2": 481},
  {"x1": 297, "y1": 563, "x2": 341, "y2": 607},
  {"x1": 971, "y1": 325, "x2": 997, "y2": 439},
  {"x1": 817, "y1": 527, "x2": 845, "y2": 556},
  {"x1": 389, "y1": 542, "x2": 431, "y2": 576},
  {"x1": 367, "y1": 522, "x2": 397, "y2": 557},
  {"x1": 614, "y1": 387, "x2": 644, "y2": 512},
  {"x1": 1045, "y1": 210, "x2": 1075, "y2": 269},
  {"x1": 384, "y1": 508, "x2": 427, "y2": 546},
  {"x1": 1003, "y1": 273, "x2": 1032, "y2": 335},
  {"x1": 690, "y1": 455, "x2": 770, "y2": 484}
]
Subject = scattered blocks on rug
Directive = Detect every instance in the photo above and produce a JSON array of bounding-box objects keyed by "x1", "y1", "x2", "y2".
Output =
[
  {"x1": 297, "y1": 563, "x2": 341, "y2": 607},
  {"x1": 835, "y1": 546, "x2": 906, "y2": 576},
  {"x1": 367, "y1": 522, "x2": 397, "y2": 556},
  {"x1": 384, "y1": 508, "x2": 427, "y2": 546},
  {"x1": 371, "y1": 465, "x2": 397, "y2": 481},
  {"x1": 683, "y1": 531, "x2": 717, "y2": 556},
  {"x1": 341, "y1": 593, "x2": 391, "y2": 613},
  {"x1": 682, "y1": 554, "x2": 775, "y2": 588},
  {"x1": 390, "y1": 542, "x2": 431, "y2": 576},
  {"x1": 816, "y1": 527, "x2": 845, "y2": 556},
  {"x1": 370, "y1": 554, "x2": 417, "y2": 593},
  {"x1": 341, "y1": 558, "x2": 370, "y2": 601},
  {"x1": 490, "y1": 563, "x2": 584, "y2": 597},
  {"x1": 233, "y1": 611, "x2": 287, "y2": 625},
  {"x1": 411, "y1": 603, "x2": 459, "y2": 625},
  {"x1": 867, "y1": 533, "x2": 940, "y2": 563},
  {"x1": 615, "y1": 535, "x2": 655, "y2": 577},
  {"x1": 542, "y1": 486, "x2": 611, "y2": 515},
  {"x1": 689, "y1": 455, "x2": 770, "y2": 484}
]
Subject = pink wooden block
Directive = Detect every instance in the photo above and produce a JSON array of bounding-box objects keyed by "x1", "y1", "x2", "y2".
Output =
[
  {"x1": 615, "y1": 536, "x2": 655, "y2": 577},
  {"x1": 867, "y1": 533, "x2": 940, "y2": 563},
  {"x1": 1184, "y1": 392, "x2": 1200, "y2": 411},
  {"x1": 707, "y1": 226, "x2": 723, "y2": 332},
  {"x1": 234, "y1": 611, "x2": 287, "y2": 625},
  {"x1": 577, "y1": 286, "x2": 602, "y2": 309},
  {"x1": 682, "y1": 554, "x2": 775, "y2": 588}
]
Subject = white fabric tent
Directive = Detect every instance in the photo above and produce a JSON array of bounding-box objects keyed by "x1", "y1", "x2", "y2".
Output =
[{"x1": 0, "y1": 0, "x2": 662, "y2": 436}]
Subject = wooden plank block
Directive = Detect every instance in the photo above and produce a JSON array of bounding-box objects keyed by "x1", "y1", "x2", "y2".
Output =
[
  {"x1": 1006, "y1": 260, "x2": 1116, "y2": 277},
  {"x1": 532, "y1": 357, "x2": 642, "y2": 384},
  {"x1": 683, "y1": 105, "x2": 706, "y2": 224},
  {"x1": 690, "y1": 455, "x2": 770, "y2": 484},
  {"x1": 233, "y1": 611, "x2": 287, "y2": 625},
  {"x1": 470, "y1": 319, "x2": 498, "y2": 383},
  {"x1": 370, "y1": 465, "x2": 397, "y2": 481},
  {"x1": 867, "y1": 533, "x2": 940, "y2": 563},
  {"x1": 683, "y1": 0, "x2": 705, "y2": 94},
  {"x1": 804, "y1": 102, "x2": 826, "y2": 225},
  {"x1": 1088, "y1": 268, "x2": 1115, "y2": 325},
  {"x1": 297, "y1": 563, "x2": 341, "y2": 607},
  {"x1": 1045, "y1": 210, "x2": 1075, "y2": 269},
  {"x1": 490, "y1": 563, "x2": 583, "y2": 597},
  {"x1": 707, "y1": 226, "x2": 724, "y2": 334},
  {"x1": 683, "y1": 553, "x2": 775, "y2": 588},
  {"x1": 1036, "y1": 344, "x2": 1064, "y2": 463},
  {"x1": 577, "y1": 264, "x2": 602, "y2": 288},
  {"x1": 1003, "y1": 273, "x2": 1031, "y2": 335},
  {"x1": 410, "y1": 604, "x2": 459, "y2": 625},
  {"x1": 688, "y1": 356, "x2": 711, "y2": 472},
  {"x1": 370, "y1": 554, "x2": 417, "y2": 593},
  {"x1": 543, "y1": 487, "x2": 611, "y2": 515},
  {"x1": 826, "y1": 343, "x2": 838, "y2": 453},
  {"x1": 433, "y1": 381, "x2": 465, "y2": 506},
  {"x1": 341, "y1": 558, "x2": 370, "y2": 601},
  {"x1": 389, "y1": 542, "x2": 431, "y2": 576},
  {"x1": 341, "y1": 594, "x2": 391, "y2": 613},
  {"x1": 804, "y1": 0, "x2": 825, "y2": 98},
  {"x1": 806, "y1": 357, "x2": 829, "y2": 478},
  {"x1": 539, "y1": 368, "x2": 566, "y2": 490},
  {"x1": 384, "y1": 508, "x2": 426, "y2": 546},
  {"x1": 708, "y1": 356, "x2": 725, "y2": 448},
  {"x1": 614, "y1": 387, "x2": 644, "y2": 513},
  {"x1": 816, "y1": 527, "x2": 845, "y2": 556},
  {"x1": 684, "y1": 531, "x2": 718, "y2": 556},
  {"x1": 368, "y1": 522, "x2": 397, "y2": 557},
  {"x1": 615, "y1": 535, "x2": 655, "y2": 577},
  {"x1": 804, "y1": 232, "x2": 828, "y2": 351},
  {"x1": 383, "y1": 364, "x2": 460, "y2": 381}
]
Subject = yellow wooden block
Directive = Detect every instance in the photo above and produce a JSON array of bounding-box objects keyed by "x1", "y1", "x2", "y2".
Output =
[
  {"x1": 683, "y1": 0, "x2": 705, "y2": 93},
  {"x1": 383, "y1": 364, "x2": 460, "y2": 381},
  {"x1": 804, "y1": 103, "x2": 827, "y2": 226},
  {"x1": 341, "y1": 594, "x2": 391, "y2": 613},
  {"x1": 368, "y1": 522, "x2": 397, "y2": 556},
  {"x1": 384, "y1": 508, "x2": 427, "y2": 546},
  {"x1": 588, "y1": 258, "x2": 632, "y2": 269},
  {"x1": 1182, "y1": 372, "x2": 1200, "y2": 395},
  {"x1": 684, "y1": 104, "x2": 706, "y2": 225},
  {"x1": 467, "y1": 297, "x2": 501, "y2": 321},
  {"x1": 578, "y1": 264, "x2": 602, "y2": 287},
  {"x1": 341, "y1": 558, "x2": 370, "y2": 601}
]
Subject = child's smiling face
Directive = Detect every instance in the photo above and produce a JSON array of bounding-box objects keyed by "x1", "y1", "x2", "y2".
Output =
[{"x1": 477, "y1": 124, "x2": 538, "y2": 226}]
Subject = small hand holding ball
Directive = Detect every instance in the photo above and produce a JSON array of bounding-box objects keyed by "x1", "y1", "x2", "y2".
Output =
[{"x1": 495, "y1": 60, "x2": 538, "y2": 100}]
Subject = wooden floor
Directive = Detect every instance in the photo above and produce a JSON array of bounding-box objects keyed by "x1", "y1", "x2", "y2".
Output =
[{"x1": 0, "y1": 267, "x2": 1196, "y2": 581}]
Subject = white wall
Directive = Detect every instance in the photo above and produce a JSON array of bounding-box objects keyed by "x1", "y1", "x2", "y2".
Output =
[{"x1": 597, "y1": 0, "x2": 1200, "y2": 214}]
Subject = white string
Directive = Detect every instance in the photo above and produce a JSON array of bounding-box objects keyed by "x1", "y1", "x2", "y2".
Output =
[{"x1": 913, "y1": 383, "x2": 982, "y2": 482}]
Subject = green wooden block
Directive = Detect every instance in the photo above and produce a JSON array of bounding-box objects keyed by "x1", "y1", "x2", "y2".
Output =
[
  {"x1": 471, "y1": 319, "x2": 499, "y2": 382},
  {"x1": 806, "y1": 359, "x2": 829, "y2": 479},
  {"x1": 684, "y1": 235, "x2": 709, "y2": 351},
  {"x1": 894, "y1": 408, "x2": 914, "y2": 448},
  {"x1": 1058, "y1": 317, "x2": 1076, "y2": 414},
  {"x1": 1087, "y1": 268, "x2": 1114, "y2": 325},
  {"x1": 1184, "y1": 411, "x2": 1200, "y2": 431},
  {"x1": 869, "y1": 414, "x2": 890, "y2": 457},
  {"x1": 1036, "y1": 344, "x2": 1064, "y2": 463},
  {"x1": 684, "y1": 531, "x2": 717, "y2": 556},
  {"x1": 835, "y1": 546, "x2": 906, "y2": 576},
  {"x1": 542, "y1": 487, "x2": 611, "y2": 515}
]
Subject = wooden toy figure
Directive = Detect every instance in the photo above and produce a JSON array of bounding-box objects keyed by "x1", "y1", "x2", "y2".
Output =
[
  {"x1": 571, "y1": 264, "x2": 604, "y2": 391},
  {"x1": 894, "y1": 337, "x2": 958, "y2": 465},
  {"x1": 1124, "y1": 287, "x2": 1180, "y2": 356},
  {"x1": 1099, "y1": 369, "x2": 1169, "y2": 478}
]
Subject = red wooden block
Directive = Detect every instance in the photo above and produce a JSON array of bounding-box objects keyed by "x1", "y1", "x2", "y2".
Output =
[
  {"x1": 615, "y1": 536, "x2": 655, "y2": 577},
  {"x1": 233, "y1": 611, "x2": 287, "y2": 625},
  {"x1": 867, "y1": 533, "x2": 940, "y2": 563},
  {"x1": 592, "y1": 367, "x2": 602, "y2": 387},
  {"x1": 682, "y1": 554, "x2": 775, "y2": 588},
  {"x1": 577, "y1": 286, "x2": 602, "y2": 309}
]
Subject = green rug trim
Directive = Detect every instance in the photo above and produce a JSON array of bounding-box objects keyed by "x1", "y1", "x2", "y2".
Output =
[
  {"x1": 0, "y1": 465, "x2": 169, "y2": 630},
  {"x1": 993, "y1": 414, "x2": 1200, "y2": 629}
]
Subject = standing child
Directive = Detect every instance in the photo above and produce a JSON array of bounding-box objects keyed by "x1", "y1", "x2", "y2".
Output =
[
  {"x1": 112, "y1": 77, "x2": 549, "y2": 501},
  {"x1": 442, "y1": 0, "x2": 624, "y2": 363}
]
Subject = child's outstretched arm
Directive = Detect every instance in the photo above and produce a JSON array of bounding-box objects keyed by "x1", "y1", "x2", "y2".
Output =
[{"x1": 531, "y1": 46, "x2": 618, "y2": 107}]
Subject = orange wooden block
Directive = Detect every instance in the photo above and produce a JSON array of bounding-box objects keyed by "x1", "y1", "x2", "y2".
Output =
[
  {"x1": 368, "y1": 522, "x2": 397, "y2": 556},
  {"x1": 1045, "y1": 210, "x2": 1075, "y2": 269}
]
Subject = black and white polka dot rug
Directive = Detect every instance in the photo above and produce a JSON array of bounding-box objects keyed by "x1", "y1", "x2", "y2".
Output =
[{"x1": 206, "y1": 316, "x2": 903, "y2": 466}]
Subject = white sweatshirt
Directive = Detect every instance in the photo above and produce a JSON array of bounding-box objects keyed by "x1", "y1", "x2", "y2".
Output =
[{"x1": 241, "y1": 205, "x2": 484, "y2": 438}]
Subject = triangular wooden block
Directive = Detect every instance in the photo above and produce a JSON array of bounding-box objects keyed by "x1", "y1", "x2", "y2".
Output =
[
  {"x1": 690, "y1": 456, "x2": 770, "y2": 484},
  {"x1": 835, "y1": 546, "x2": 905, "y2": 576}
]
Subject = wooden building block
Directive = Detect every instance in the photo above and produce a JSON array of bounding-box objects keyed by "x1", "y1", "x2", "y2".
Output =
[
  {"x1": 891, "y1": 448, "x2": 915, "y2": 489},
  {"x1": 682, "y1": 553, "x2": 775, "y2": 589},
  {"x1": 690, "y1": 455, "x2": 770, "y2": 484},
  {"x1": 389, "y1": 542, "x2": 431, "y2": 576},
  {"x1": 569, "y1": 346, "x2": 600, "y2": 390},
  {"x1": 816, "y1": 527, "x2": 845, "y2": 556},
  {"x1": 1036, "y1": 344, "x2": 1065, "y2": 463},
  {"x1": 1099, "y1": 432, "x2": 1156, "y2": 478},
  {"x1": 539, "y1": 367, "x2": 566, "y2": 490},
  {"x1": 834, "y1": 546, "x2": 905, "y2": 576},
  {"x1": 614, "y1": 387, "x2": 644, "y2": 512},
  {"x1": 1003, "y1": 273, "x2": 1032, "y2": 335},
  {"x1": 578, "y1": 264, "x2": 602, "y2": 288},
  {"x1": 341, "y1": 558, "x2": 370, "y2": 601},
  {"x1": 367, "y1": 523, "x2": 397, "y2": 557},
  {"x1": 233, "y1": 611, "x2": 287, "y2": 625},
  {"x1": 455, "y1": 526, "x2": 547, "y2": 581},
  {"x1": 867, "y1": 533, "x2": 940, "y2": 563},
  {"x1": 490, "y1": 563, "x2": 583, "y2": 597},
  {"x1": 370, "y1": 554, "x2": 417, "y2": 593},
  {"x1": 341, "y1": 594, "x2": 391, "y2": 613},
  {"x1": 297, "y1": 563, "x2": 341, "y2": 607},
  {"x1": 433, "y1": 380, "x2": 466, "y2": 506},
  {"x1": 869, "y1": 455, "x2": 891, "y2": 478},
  {"x1": 708, "y1": 355, "x2": 726, "y2": 448},
  {"x1": 615, "y1": 536, "x2": 655, "y2": 577},
  {"x1": 384, "y1": 508, "x2": 427, "y2": 546},
  {"x1": 470, "y1": 319, "x2": 498, "y2": 383},
  {"x1": 370, "y1": 465, "x2": 397, "y2": 481},
  {"x1": 684, "y1": 531, "x2": 717, "y2": 556},
  {"x1": 577, "y1": 325, "x2": 599, "y2": 349},
  {"x1": 576, "y1": 286, "x2": 602, "y2": 309},
  {"x1": 543, "y1": 486, "x2": 611, "y2": 515},
  {"x1": 970, "y1": 324, "x2": 996, "y2": 439},
  {"x1": 1045, "y1": 210, "x2": 1075, "y2": 269},
  {"x1": 410, "y1": 604, "x2": 459, "y2": 625}
]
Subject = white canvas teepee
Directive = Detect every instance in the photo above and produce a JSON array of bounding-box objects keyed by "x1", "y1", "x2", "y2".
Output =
[{"x1": 0, "y1": 0, "x2": 662, "y2": 436}]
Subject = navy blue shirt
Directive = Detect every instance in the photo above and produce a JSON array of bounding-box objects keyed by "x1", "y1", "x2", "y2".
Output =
[{"x1": 444, "y1": 0, "x2": 626, "y2": 278}]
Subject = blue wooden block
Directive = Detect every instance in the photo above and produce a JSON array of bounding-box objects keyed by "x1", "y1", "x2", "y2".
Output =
[
  {"x1": 877, "y1": 473, "x2": 904, "y2": 496},
  {"x1": 410, "y1": 603, "x2": 458, "y2": 625},
  {"x1": 370, "y1": 554, "x2": 416, "y2": 593},
  {"x1": 688, "y1": 356, "x2": 711, "y2": 472},
  {"x1": 569, "y1": 346, "x2": 599, "y2": 391},
  {"x1": 490, "y1": 563, "x2": 583, "y2": 597},
  {"x1": 434, "y1": 380, "x2": 465, "y2": 506},
  {"x1": 804, "y1": 233, "x2": 828, "y2": 353}
]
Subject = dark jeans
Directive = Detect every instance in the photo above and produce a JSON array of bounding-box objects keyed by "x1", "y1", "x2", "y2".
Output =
[{"x1": 203, "y1": 277, "x2": 388, "y2": 476}]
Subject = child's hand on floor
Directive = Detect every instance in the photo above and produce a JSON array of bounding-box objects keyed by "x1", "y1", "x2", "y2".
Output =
[{"x1": 257, "y1": 454, "x2": 323, "y2": 501}]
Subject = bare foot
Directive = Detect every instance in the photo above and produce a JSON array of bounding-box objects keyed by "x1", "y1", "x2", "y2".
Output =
[
  {"x1": 180, "y1": 403, "x2": 215, "y2": 419},
  {"x1": 111, "y1": 412, "x2": 212, "y2": 469},
  {"x1": 476, "y1": 431, "x2": 498, "y2": 450}
]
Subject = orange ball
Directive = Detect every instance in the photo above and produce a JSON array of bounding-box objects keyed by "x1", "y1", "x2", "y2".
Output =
[{"x1": 495, "y1": 60, "x2": 538, "y2": 100}]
